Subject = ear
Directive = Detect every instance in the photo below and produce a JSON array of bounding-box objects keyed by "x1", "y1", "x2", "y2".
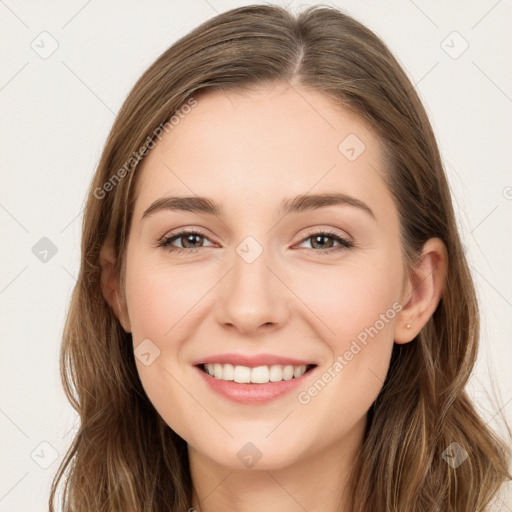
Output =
[
  {"x1": 99, "y1": 237, "x2": 131, "y2": 333},
  {"x1": 394, "y1": 237, "x2": 448, "y2": 344}
]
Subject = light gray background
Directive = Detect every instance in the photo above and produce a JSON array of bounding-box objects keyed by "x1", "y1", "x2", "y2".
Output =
[{"x1": 1, "y1": 1, "x2": 511, "y2": 510}]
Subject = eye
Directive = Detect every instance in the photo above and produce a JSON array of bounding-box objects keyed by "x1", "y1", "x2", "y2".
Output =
[
  {"x1": 156, "y1": 229, "x2": 214, "y2": 254},
  {"x1": 156, "y1": 228, "x2": 354, "y2": 255},
  {"x1": 296, "y1": 229, "x2": 354, "y2": 254}
]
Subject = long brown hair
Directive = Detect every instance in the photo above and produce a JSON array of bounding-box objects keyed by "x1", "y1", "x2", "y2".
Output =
[{"x1": 49, "y1": 4, "x2": 511, "y2": 511}]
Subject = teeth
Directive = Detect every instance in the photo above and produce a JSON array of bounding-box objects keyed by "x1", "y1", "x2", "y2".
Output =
[{"x1": 203, "y1": 363, "x2": 309, "y2": 383}]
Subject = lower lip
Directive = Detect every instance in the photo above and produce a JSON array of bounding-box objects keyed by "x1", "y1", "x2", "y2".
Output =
[{"x1": 194, "y1": 365, "x2": 317, "y2": 405}]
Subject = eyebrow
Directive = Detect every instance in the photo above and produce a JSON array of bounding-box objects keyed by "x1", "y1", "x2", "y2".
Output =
[{"x1": 141, "y1": 192, "x2": 375, "y2": 221}]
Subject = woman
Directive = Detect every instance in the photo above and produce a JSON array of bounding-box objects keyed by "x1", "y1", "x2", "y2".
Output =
[{"x1": 50, "y1": 4, "x2": 511, "y2": 511}]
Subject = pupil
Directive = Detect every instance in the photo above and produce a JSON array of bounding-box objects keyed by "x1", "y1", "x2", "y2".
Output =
[
  {"x1": 185, "y1": 234, "x2": 200, "y2": 247},
  {"x1": 314, "y1": 235, "x2": 330, "y2": 248}
]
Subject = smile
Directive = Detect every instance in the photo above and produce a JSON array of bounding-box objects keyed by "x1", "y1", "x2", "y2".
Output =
[
  {"x1": 200, "y1": 363, "x2": 316, "y2": 383},
  {"x1": 194, "y1": 362, "x2": 318, "y2": 405}
]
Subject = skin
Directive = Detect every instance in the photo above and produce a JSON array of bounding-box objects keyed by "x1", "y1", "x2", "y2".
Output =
[{"x1": 100, "y1": 82, "x2": 447, "y2": 512}]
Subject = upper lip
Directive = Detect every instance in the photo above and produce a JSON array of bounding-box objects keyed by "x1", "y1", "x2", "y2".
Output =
[{"x1": 192, "y1": 353, "x2": 317, "y2": 368}]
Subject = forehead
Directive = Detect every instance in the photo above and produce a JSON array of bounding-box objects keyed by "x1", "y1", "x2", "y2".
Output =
[{"x1": 132, "y1": 83, "x2": 395, "y2": 223}]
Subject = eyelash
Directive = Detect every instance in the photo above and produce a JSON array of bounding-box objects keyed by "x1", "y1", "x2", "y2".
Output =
[{"x1": 156, "y1": 228, "x2": 354, "y2": 255}]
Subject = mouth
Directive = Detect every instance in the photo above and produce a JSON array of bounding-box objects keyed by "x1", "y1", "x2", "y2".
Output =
[{"x1": 195, "y1": 363, "x2": 318, "y2": 384}]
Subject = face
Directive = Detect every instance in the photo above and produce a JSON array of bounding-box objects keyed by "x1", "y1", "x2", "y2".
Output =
[{"x1": 119, "y1": 82, "x2": 408, "y2": 470}]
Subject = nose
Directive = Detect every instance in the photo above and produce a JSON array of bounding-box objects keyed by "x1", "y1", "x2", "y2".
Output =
[{"x1": 214, "y1": 242, "x2": 290, "y2": 335}]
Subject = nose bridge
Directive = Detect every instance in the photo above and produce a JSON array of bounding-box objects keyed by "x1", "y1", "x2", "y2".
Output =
[{"x1": 215, "y1": 232, "x2": 289, "y2": 332}]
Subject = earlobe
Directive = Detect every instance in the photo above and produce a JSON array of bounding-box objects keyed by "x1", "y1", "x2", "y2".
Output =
[
  {"x1": 99, "y1": 238, "x2": 132, "y2": 333},
  {"x1": 394, "y1": 237, "x2": 448, "y2": 344}
]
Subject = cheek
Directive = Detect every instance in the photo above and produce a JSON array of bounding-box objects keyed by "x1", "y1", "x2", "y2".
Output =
[
  {"x1": 125, "y1": 258, "x2": 205, "y2": 341},
  {"x1": 123, "y1": 252, "x2": 225, "y2": 403},
  {"x1": 288, "y1": 254, "x2": 401, "y2": 411},
  {"x1": 124, "y1": 258, "x2": 204, "y2": 431},
  {"x1": 292, "y1": 256, "x2": 401, "y2": 347}
]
